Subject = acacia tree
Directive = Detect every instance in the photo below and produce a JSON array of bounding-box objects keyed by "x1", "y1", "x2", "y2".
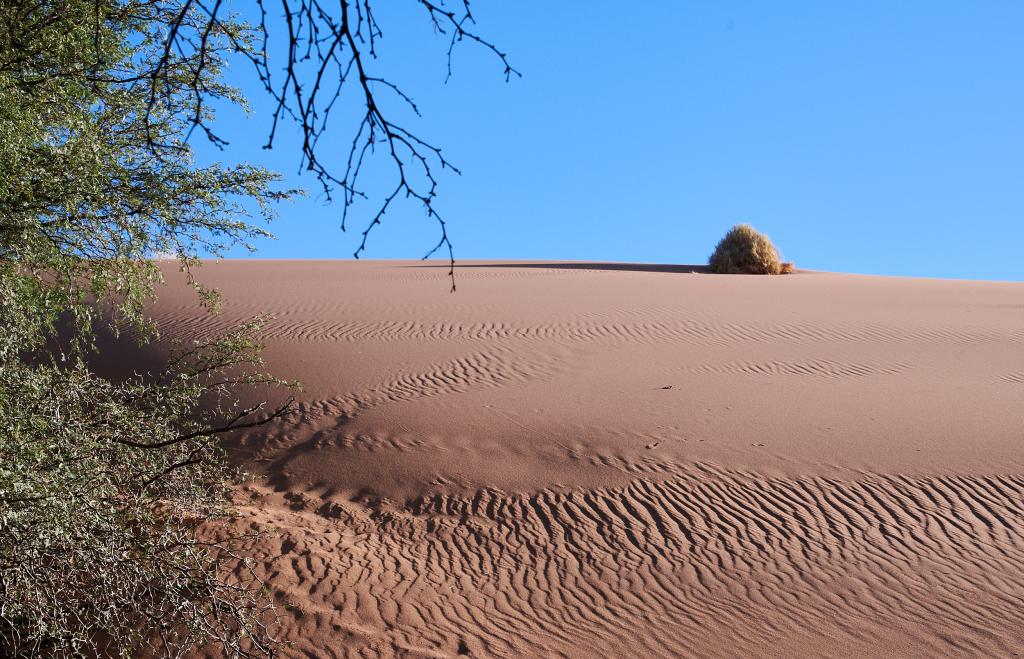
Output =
[
  {"x1": 0, "y1": 1, "x2": 295, "y2": 655},
  {"x1": 0, "y1": 0, "x2": 511, "y2": 656}
]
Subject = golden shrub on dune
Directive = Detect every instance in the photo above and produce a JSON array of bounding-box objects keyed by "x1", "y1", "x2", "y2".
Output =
[{"x1": 709, "y1": 224, "x2": 794, "y2": 275}]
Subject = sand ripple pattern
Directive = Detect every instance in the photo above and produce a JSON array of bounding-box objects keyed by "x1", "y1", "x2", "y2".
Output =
[
  {"x1": 150, "y1": 314, "x2": 1024, "y2": 352},
  {"x1": 281, "y1": 346, "x2": 572, "y2": 426},
  {"x1": 693, "y1": 359, "x2": 912, "y2": 379},
  {"x1": 261, "y1": 319, "x2": 1024, "y2": 347},
  {"x1": 235, "y1": 469, "x2": 1024, "y2": 657}
]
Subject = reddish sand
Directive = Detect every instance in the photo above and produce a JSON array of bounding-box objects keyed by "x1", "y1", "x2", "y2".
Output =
[{"x1": 144, "y1": 260, "x2": 1024, "y2": 657}]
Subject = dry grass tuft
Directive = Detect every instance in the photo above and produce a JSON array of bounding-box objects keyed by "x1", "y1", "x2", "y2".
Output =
[{"x1": 709, "y1": 224, "x2": 792, "y2": 275}]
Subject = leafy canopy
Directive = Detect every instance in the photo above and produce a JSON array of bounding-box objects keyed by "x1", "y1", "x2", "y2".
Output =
[{"x1": 0, "y1": 1, "x2": 295, "y2": 655}]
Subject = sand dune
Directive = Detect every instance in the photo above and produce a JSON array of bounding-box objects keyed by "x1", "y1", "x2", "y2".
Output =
[{"x1": 144, "y1": 260, "x2": 1024, "y2": 657}]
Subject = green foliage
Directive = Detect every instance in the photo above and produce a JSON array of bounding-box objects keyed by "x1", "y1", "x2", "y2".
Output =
[
  {"x1": 0, "y1": 316, "x2": 283, "y2": 656},
  {"x1": 0, "y1": 1, "x2": 297, "y2": 655},
  {"x1": 708, "y1": 224, "x2": 791, "y2": 275},
  {"x1": 0, "y1": 0, "x2": 296, "y2": 344}
]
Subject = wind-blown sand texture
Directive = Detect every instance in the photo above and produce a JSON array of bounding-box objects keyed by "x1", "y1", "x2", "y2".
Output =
[{"x1": 143, "y1": 260, "x2": 1024, "y2": 657}]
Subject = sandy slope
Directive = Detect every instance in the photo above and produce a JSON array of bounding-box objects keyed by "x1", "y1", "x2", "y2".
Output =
[{"x1": 143, "y1": 260, "x2": 1024, "y2": 657}]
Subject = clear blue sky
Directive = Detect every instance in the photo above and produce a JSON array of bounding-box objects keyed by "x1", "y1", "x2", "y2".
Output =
[{"x1": 203, "y1": 2, "x2": 1024, "y2": 280}]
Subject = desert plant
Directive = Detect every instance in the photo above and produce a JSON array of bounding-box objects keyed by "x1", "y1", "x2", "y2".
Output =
[
  {"x1": 0, "y1": 1, "x2": 292, "y2": 655},
  {"x1": 708, "y1": 224, "x2": 793, "y2": 275},
  {"x1": 0, "y1": 307, "x2": 290, "y2": 657}
]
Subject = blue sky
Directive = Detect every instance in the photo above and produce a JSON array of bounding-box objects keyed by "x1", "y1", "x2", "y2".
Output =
[{"x1": 203, "y1": 2, "x2": 1024, "y2": 280}]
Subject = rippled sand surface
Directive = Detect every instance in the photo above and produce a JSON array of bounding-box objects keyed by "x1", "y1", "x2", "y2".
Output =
[{"x1": 144, "y1": 260, "x2": 1024, "y2": 657}]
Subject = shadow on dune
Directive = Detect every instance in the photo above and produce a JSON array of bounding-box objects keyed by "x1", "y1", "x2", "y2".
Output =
[{"x1": 406, "y1": 262, "x2": 710, "y2": 274}]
